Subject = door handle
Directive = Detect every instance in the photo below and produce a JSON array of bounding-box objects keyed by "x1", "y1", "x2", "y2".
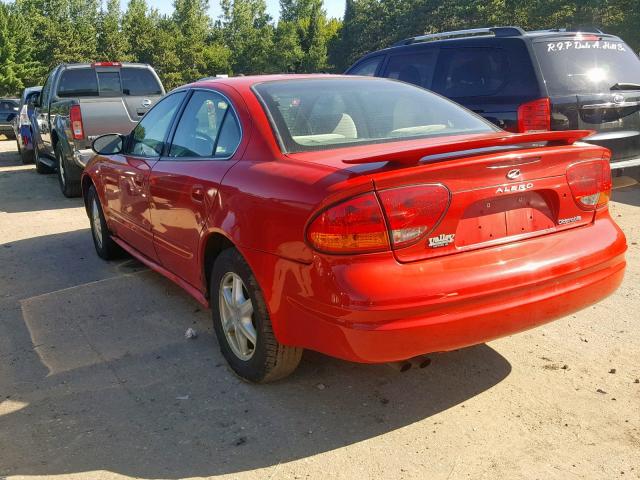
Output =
[{"x1": 191, "y1": 185, "x2": 205, "y2": 203}]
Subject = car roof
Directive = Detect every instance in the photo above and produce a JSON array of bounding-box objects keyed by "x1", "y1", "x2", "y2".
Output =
[
  {"x1": 187, "y1": 73, "x2": 371, "y2": 90},
  {"x1": 359, "y1": 27, "x2": 623, "y2": 58}
]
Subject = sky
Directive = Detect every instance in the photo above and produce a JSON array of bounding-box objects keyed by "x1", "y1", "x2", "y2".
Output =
[{"x1": 125, "y1": 0, "x2": 346, "y2": 20}]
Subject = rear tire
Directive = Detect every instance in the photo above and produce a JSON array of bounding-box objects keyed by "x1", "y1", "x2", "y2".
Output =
[
  {"x1": 56, "y1": 144, "x2": 82, "y2": 197},
  {"x1": 19, "y1": 139, "x2": 34, "y2": 164},
  {"x1": 211, "y1": 248, "x2": 302, "y2": 383},
  {"x1": 87, "y1": 185, "x2": 119, "y2": 260}
]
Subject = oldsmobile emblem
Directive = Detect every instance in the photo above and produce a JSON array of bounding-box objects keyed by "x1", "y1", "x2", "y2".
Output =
[
  {"x1": 612, "y1": 94, "x2": 624, "y2": 104},
  {"x1": 506, "y1": 168, "x2": 521, "y2": 180}
]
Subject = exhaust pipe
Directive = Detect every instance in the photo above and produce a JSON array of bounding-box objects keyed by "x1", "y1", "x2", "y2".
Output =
[
  {"x1": 387, "y1": 360, "x2": 412, "y2": 372},
  {"x1": 409, "y1": 356, "x2": 432, "y2": 369}
]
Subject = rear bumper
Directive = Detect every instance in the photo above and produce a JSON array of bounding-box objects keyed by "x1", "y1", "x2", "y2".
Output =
[{"x1": 244, "y1": 212, "x2": 627, "y2": 363}]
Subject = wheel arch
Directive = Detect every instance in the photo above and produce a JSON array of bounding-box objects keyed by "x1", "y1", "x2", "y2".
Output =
[{"x1": 201, "y1": 231, "x2": 236, "y2": 298}]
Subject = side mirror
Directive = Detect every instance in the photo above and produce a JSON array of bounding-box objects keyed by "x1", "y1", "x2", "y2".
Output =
[{"x1": 92, "y1": 133, "x2": 125, "y2": 155}]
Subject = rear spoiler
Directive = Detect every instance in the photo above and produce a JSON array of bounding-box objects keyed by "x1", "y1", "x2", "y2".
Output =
[{"x1": 342, "y1": 130, "x2": 594, "y2": 165}]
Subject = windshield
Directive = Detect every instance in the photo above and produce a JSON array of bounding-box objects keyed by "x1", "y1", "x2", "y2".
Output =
[
  {"x1": 253, "y1": 78, "x2": 498, "y2": 153},
  {"x1": 533, "y1": 38, "x2": 640, "y2": 95}
]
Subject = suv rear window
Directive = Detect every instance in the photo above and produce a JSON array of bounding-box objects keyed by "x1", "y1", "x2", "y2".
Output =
[
  {"x1": 57, "y1": 69, "x2": 99, "y2": 97},
  {"x1": 121, "y1": 68, "x2": 162, "y2": 96},
  {"x1": 254, "y1": 78, "x2": 497, "y2": 153},
  {"x1": 533, "y1": 39, "x2": 640, "y2": 95},
  {"x1": 432, "y1": 47, "x2": 509, "y2": 98}
]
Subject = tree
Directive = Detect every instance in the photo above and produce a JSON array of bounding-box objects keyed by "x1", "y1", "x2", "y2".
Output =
[
  {"x1": 0, "y1": 3, "x2": 21, "y2": 95},
  {"x1": 98, "y1": 0, "x2": 129, "y2": 61},
  {"x1": 220, "y1": 0, "x2": 275, "y2": 74}
]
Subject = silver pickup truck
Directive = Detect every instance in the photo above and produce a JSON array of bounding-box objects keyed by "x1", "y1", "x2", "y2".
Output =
[{"x1": 32, "y1": 62, "x2": 165, "y2": 196}]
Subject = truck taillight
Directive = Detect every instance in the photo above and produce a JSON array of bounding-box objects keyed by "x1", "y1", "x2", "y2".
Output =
[
  {"x1": 517, "y1": 98, "x2": 551, "y2": 132},
  {"x1": 69, "y1": 105, "x2": 84, "y2": 140},
  {"x1": 377, "y1": 184, "x2": 450, "y2": 248},
  {"x1": 566, "y1": 158, "x2": 612, "y2": 210},
  {"x1": 307, "y1": 193, "x2": 389, "y2": 254},
  {"x1": 306, "y1": 185, "x2": 451, "y2": 254}
]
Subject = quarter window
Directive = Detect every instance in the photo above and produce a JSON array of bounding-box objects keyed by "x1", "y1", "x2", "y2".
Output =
[
  {"x1": 169, "y1": 90, "x2": 241, "y2": 159},
  {"x1": 128, "y1": 91, "x2": 186, "y2": 157}
]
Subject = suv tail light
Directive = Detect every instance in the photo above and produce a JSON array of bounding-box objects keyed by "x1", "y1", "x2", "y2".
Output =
[
  {"x1": 307, "y1": 193, "x2": 389, "y2": 254},
  {"x1": 566, "y1": 159, "x2": 612, "y2": 210},
  {"x1": 69, "y1": 105, "x2": 84, "y2": 140},
  {"x1": 306, "y1": 185, "x2": 451, "y2": 254},
  {"x1": 377, "y1": 184, "x2": 450, "y2": 248},
  {"x1": 517, "y1": 98, "x2": 551, "y2": 132},
  {"x1": 19, "y1": 105, "x2": 29, "y2": 125}
]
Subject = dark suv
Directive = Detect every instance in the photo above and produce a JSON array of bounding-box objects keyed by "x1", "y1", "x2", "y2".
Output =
[{"x1": 346, "y1": 27, "x2": 640, "y2": 170}]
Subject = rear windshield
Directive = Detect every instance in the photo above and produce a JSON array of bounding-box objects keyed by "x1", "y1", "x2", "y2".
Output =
[
  {"x1": 56, "y1": 67, "x2": 162, "y2": 98},
  {"x1": 534, "y1": 39, "x2": 640, "y2": 95},
  {"x1": 254, "y1": 78, "x2": 497, "y2": 153}
]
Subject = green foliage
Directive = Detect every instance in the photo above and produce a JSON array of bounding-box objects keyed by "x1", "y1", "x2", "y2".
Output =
[{"x1": 0, "y1": 0, "x2": 639, "y2": 96}]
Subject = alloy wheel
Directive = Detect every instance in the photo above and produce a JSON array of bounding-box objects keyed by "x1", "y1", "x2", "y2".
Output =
[{"x1": 219, "y1": 272, "x2": 257, "y2": 361}]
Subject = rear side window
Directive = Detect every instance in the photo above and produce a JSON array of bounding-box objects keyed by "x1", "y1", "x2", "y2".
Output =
[
  {"x1": 57, "y1": 69, "x2": 99, "y2": 97},
  {"x1": 169, "y1": 90, "x2": 241, "y2": 159},
  {"x1": 432, "y1": 47, "x2": 509, "y2": 98},
  {"x1": 121, "y1": 68, "x2": 163, "y2": 96},
  {"x1": 384, "y1": 50, "x2": 438, "y2": 89},
  {"x1": 533, "y1": 39, "x2": 640, "y2": 95},
  {"x1": 348, "y1": 57, "x2": 382, "y2": 76}
]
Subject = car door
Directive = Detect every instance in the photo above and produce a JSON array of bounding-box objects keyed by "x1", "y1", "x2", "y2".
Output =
[
  {"x1": 103, "y1": 91, "x2": 187, "y2": 261},
  {"x1": 149, "y1": 88, "x2": 243, "y2": 288},
  {"x1": 34, "y1": 71, "x2": 55, "y2": 156}
]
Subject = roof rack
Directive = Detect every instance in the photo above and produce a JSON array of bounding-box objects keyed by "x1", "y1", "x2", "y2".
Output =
[{"x1": 392, "y1": 26, "x2": 525, "y2": 47}]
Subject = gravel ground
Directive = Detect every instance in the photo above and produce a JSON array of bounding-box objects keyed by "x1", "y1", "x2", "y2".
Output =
[{"x1": 0, "y1": 137, "x2": 638, "y2": 480}]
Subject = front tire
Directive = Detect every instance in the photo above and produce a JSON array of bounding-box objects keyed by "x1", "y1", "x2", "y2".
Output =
[
  {"x1": 211, "y1": 248, "x2": 302, "y2": 383},
  {"x1": 87, "y1": 185, "x2": 119, "y2": 260},
  {"x1": 56, "y1": 144, "x2": 82, "y2": 197}
]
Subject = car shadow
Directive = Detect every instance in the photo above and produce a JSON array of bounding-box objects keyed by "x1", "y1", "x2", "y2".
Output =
[
  {"x1": 0, "y1": 144, "x2": 81, "y2": 213},
  {"x1": 1, "y1": 229, "x2": 512, "y2": 478},
  {"x1": 612, "y1": 184, "x2": 640, "y2": 207}
]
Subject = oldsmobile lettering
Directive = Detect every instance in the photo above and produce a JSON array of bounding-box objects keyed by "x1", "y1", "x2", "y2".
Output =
[{"x1": 496, "y1": 182, "x2": 534, "y2": 194}]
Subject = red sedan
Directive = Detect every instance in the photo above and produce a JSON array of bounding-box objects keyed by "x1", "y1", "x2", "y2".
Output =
[{"x1": 83, "y1": 75, "x2": 626, "y2": 382}]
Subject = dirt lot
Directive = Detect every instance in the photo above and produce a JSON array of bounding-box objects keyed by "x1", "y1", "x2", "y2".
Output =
[{"x1": 0, "y1": 137, "x2": 638, "y2": 480}]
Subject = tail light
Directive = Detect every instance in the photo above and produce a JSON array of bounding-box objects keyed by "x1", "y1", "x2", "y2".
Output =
[
  {"x1": 19, "y1": 105, "x2": 29, "y2": 125},
  {"x1": 307, "y1": 192, "x2": 389, "y2": 254},
  {"x1": 306, "y1": 185, "x2": 451, "y2": 254},
  {"x1": 517, "y1": 98, "x2": 551, "y2": 132},
  {"x1": 377, "y1": 184, "x2": 450, "y2": 248},
  {"x1": 566, "y1": 158, "x2": 612, "y2": 210},
  {"x1": 69, "y1": 105, "x2": 84, "y2": 140}
]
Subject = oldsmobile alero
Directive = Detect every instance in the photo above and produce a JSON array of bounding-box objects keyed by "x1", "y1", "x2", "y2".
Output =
[{"x1": 82, "y1": 75, "x2": 627, "y2": 382}]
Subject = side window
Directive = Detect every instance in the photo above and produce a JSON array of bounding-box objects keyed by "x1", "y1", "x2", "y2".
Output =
[
  {"x1": 169, "y1": 90, "x2": 241, "y2": 159},
  {"x1": 384, "y1": 50, "x2": 439, "y2": 89},
  {"x1": 40, "y1": 72, "x2": 54, "y2": 107},
  {"x1": 432, "y1": 47, "x2": 509, "y2": 98},
  {"x1": 127, "y1": 91, "x2": 186, "y2": 157},
  {"x1": 348, "y1": 57, "x2": 383, "y2": 77}
]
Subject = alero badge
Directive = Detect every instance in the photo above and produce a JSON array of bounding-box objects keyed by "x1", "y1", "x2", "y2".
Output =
[
  {"x1": 496, "y1": 183, "x2": 534, "y2": 194},
  {"x1": 428, "y1": 233, "x2": 455, "y2": 248}
]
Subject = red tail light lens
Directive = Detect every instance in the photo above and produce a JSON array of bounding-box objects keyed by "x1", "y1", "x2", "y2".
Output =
[
  {"x1": 517, "y1": 98, "x2": 551, "y2": 132},
  {"x1": 378, "y1": 184, "x2": 450, "y2": 248},
  {"x1": 566, "y1": 159, "x2": 612, "y2": 210},
  {"x1": 307, "y1": 192, "x2": 389, "y2": 254},
  {"x1": 69, "y1": 105, "x2": 84, "y2": 140}
]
